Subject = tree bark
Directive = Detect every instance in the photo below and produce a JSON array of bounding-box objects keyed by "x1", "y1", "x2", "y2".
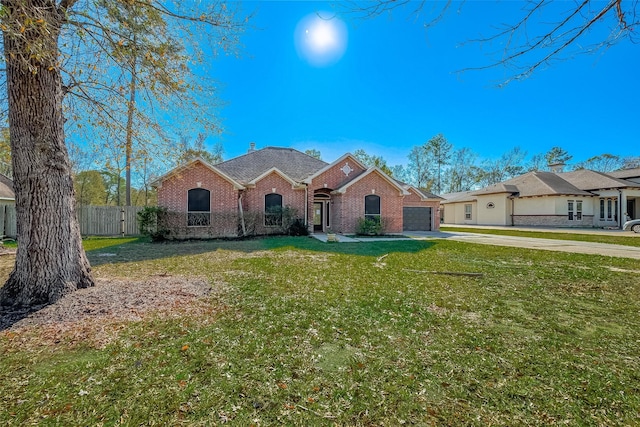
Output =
[{"x1": 0, "y1": 0, "x2": 94, "y2": 307}]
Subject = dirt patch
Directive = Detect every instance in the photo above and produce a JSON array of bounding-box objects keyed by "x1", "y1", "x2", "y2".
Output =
[{"x1": 1, "y1": 275, "x2": 222, "y2": 348}]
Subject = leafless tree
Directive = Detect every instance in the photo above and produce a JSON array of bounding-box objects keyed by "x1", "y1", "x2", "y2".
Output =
[{"x1": 345, "y1": 0, "x2": 638, "y2": 85}]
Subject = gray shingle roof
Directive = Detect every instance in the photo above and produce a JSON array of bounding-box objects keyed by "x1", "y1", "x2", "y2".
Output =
[
  {"x1": 393, "y1": 179, "x2": 443, "y2": 199},
  {"x1": 0, "y1": 174, "x2": 14, "y2": 200},
  {"x1": 215, "y1": 147, "x2": 328, "y2": 183},
  {"x1": 473, "y1": 171, "x2": 593, "y2": 198},
  {"x1": 440, "y1": 190, "x2": 477, "y2": 204},
  {"x1": 606, "y1": 167, "x2": 640, "y2": 180},
  {"x1": 559, "y1": 169, "x2": 636, "y2": 190}
]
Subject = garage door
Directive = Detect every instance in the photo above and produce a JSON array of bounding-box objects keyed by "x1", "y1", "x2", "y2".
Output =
[{"x1": 403, "y1": 207, "x2": 432, "y2": 231}]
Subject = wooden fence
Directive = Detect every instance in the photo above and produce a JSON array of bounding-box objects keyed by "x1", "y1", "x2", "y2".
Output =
[{"x1": 0, "y1": 204, "x2": 142, "y2": 238}]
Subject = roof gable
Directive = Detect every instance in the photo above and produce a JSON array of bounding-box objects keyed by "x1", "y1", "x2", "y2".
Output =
[
  {"x1": 303, "y1": 153, "x2": 367, "y2": 184},
  {"x1": 403, "y1": 184, "x2": 443, "y2": 200},
  {"x1": 247, "y1": 167, "x2": 304, "y2": 188},
  {"x1": 333, "y1": 167, "x2": 410, "y2": 195},
  {"x1": 152, "y1": 158, "x2": 245, "y2": 190}
]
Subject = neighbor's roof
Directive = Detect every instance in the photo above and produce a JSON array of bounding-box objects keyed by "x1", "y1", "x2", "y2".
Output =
[
  {"x1": 216, "y1": 147, "x2": 328, "y2": 183},
  {"x1": 472, "y1": 171, "x2": 593, "y2": 197},
  {"x1": 606, "y1": 167, "x2": 640, "y2": 180},
  {"x1": 559, "y1": 169, "x2": 637, "y2": 191},
  {"x1": 439, "y1": 191, "x2": 476, "y2": 204},
  {"x1": 0, "y1": 174, "x2": 14, "y2": 200}
]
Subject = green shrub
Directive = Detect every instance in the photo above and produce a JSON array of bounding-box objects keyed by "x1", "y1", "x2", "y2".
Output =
[
  {"x1": 137, "y1": 206, "x2": 169, "y2": 242},
  {"x1": 356, "y1": 217, "x2": 385, "y2": 236},
  {"x1": 287, "y1": 218, "x2": 309, "y2": 236}
]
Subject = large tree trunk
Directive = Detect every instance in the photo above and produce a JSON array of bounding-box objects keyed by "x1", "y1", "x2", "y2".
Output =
[{"x1": 0, "y1": 0, "x2": 94, "y2": 307}]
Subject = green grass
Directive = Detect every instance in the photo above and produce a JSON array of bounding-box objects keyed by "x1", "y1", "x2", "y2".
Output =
[
  {"x1": 441, "y1": 226, "x2": 640, "y2": 247},
  {"x1": 2, "y1": 237, "x2": 640, "y2": 425}
]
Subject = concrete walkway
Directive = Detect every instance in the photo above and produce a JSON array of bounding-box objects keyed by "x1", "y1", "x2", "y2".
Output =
[
  {"x1": 311, "y1": 230, "x2": 640, "y2": 260},
  {"x1": 405, "y1": 231, "x2": 640, "y2": 260}
]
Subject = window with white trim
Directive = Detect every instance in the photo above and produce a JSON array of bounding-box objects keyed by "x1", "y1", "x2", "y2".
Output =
[
  {"x1": 568, "y1": 200, "x2": 574, "y2": 220},
  {"x1": 464, "y1": 204, "x2": 472, "y2": 220},
  {"x1": 576, "y1": 200, "x2": 582, "y2": 220},
  {"x1": 188, "y1": 188, "x2": 211, "y2": 226},
  {"x1": 265, "y1": 193, "x2": 283, "y2": 226}
]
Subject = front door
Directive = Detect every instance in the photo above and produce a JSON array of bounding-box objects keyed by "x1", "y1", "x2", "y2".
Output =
[
  {"x1": 313, "y1": 202, "x2": 323, "y2": 232},
  {"x1": 628, "y1": 199, "x2": 636, "y2": 220}
]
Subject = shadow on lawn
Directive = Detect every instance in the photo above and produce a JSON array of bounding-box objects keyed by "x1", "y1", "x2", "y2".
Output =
[
  {"x1": 0, "y1": 237, "x2": 436, "y2": 331},
  {"x1": 87, "y1": 236, "x2": 437, "y2": 267}
]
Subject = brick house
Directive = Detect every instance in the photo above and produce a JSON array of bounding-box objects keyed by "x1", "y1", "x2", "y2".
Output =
[{"x1": 153, "y1": 146, "x2": 441, "y2": 239}]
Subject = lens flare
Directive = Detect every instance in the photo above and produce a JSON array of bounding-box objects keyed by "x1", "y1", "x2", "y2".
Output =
[{"x1": 295, "y1": 12, "x2": 348, "y2": 67}]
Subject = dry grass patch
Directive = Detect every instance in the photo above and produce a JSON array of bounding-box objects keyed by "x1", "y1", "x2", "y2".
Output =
[{"x1": 1, "y1": 275, "x2": 222, "y2": 349}]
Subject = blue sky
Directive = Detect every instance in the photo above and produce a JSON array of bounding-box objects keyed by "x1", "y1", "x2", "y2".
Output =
[{"x1": 209, "y1": 1, "x2": 639, "y2": 167}]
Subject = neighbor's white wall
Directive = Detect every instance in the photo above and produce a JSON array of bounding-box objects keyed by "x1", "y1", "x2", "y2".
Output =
[
  {"x1": 475, "y1": 194, "x2": 510, "y2": 225},
  {"x1": 442, "y1": 201, "x2": 478, "y2": 224},
  {"x1": 515, "y1": 197, "x2": 557, "y2": 215}
]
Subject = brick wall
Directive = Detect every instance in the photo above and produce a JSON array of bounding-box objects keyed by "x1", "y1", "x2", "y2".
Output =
[
  {"x1": 307, "y1": 158, "x2": 366, "y2": 229},
  {"x1": 513, "y1": 215, "x2": 595, "y2": 227},
  {"x1": 243, "y1": 171, "x2": 307, "y2": 235},
  {"x1": 310, "y1": 158, "x2": 366, "y2": 191},
  {"x1": 157, "y1": 162, "x2": 239, "y2": 237},
  {"x1": 402, "y1": 188, "x2": 441, "y2": 231},
  {"x1": 338, "y1": 172, "x2": 404, "y2": 234}
]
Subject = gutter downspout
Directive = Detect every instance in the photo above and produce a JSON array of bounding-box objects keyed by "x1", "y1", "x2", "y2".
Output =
[
  {"x1": 619, "y1": 189, "x2": 623, "y2": 229},
  {"x1": 238, "y1": 192, "x2": 247, "y2": 236},
  {"x1": 510, "y1": 196, "x2": 515, "y2": 226},
  {"x1": 304, "y1": 185, "x2": 308, "y2": 230}
]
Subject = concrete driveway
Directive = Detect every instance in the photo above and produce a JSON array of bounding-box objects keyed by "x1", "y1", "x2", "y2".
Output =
[{"x1": 405, "y1": 231, "x2": 640, "y2": 260}]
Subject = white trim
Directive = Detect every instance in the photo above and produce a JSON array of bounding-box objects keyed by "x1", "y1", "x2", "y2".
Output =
[
  {"x1": 302, "y1": 153, "x2": 367, "y2": 184},
  {"x1": 247, "y1": 167, "x2": 304, "y2": 189},
  {"x1": 332, "y1": 167, "x2": 410, "y2": 196},
  {"x1": 151, "y1": 158, "x2": 245, "y2": 190}
]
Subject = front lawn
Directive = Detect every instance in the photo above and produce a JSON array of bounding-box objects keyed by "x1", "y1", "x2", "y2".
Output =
[{"x1": 1, "y1": 237, "x2": 639, "y2": 425}]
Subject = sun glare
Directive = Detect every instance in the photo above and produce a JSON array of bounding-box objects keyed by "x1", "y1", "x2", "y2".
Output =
[{"x1": 295, "y1": 12, "x2": 347, "y2": 67}]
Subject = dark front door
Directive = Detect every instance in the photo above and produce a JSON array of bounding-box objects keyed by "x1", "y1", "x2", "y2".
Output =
[
  {"x1": 313, "y1": 202, "x2": 323, "y2": 232},
  {"x1": 628, "y1": 200, "x2": 636, "y2": 220}
]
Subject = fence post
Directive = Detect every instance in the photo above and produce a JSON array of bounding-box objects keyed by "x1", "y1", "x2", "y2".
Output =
[{"x1": 121, "y1": 208, "x2": 125, "y2": 237}]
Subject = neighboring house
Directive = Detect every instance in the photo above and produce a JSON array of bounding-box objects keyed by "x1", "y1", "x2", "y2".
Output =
[
  {"x1": 0, "y1": 173, "x2": 16, "y2": 238},
  {"x1": 0, "y1": 173, "x2": 14, "y2": 203},
  {"x1": 441, "y1": 168, "x2": 640, "y2": 228},
  {"x1": 153, "y1": 146, "x2": 441, "y2": 238}
]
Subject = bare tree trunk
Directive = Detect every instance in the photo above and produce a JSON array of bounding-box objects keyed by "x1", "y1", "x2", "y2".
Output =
[{"x1": 0, "y1": 0, "x2": 94, "y2": 307}]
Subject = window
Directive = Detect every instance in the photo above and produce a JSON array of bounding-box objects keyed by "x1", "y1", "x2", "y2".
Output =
[
  {"x1": 265, "y1": 193, "x2": 283, "y2": 226},
  {"x1": 568, "y1": 200, "x2": 574, "y2": 220},
  {"x1": 365, "y1": 195, "x2": 381, "y2": 222},
  {"x1": 464, "y1": 204, "x2": 472, "y2": 220},
  {"x1": 600, "y1": 198, "x2": 618, "y2": 221},
  {"x1": 576, "y1": 200, "x2": 582, "y2": 220},
  {"x1": 188, "y1": 188, "x2": 210, "y2": 226}
]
